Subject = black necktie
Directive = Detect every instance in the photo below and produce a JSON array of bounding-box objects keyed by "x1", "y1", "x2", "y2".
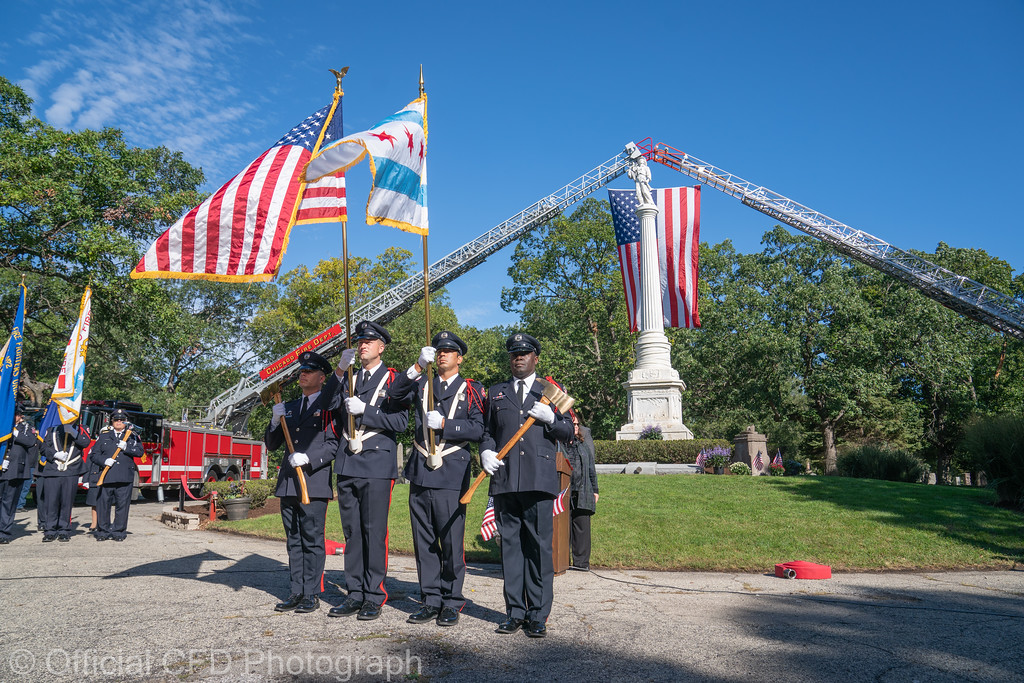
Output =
[
  {"x1": 300, "y1": 396, "x2": 308, "y2": 415},
  {"x1": 440, "y1": 380, "x2": 448, "y2": 393},
  {"x1": 517, "y1": 380, "x2": 525, "y2": 405},
  {"x1": 362, "y1": 370, "x2": 370, "y2": 389}
]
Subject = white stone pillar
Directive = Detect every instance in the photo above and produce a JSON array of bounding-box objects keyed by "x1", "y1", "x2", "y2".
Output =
[{"x1": 617, "y1": 195, "x2": 692, "y2": 441}]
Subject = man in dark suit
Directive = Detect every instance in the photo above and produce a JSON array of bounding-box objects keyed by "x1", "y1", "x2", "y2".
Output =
[
  {"x1": 324, "y1": 321, "x2": 409, "y2": 621},
  {"x1": 39, "y1": 419, "x2": 92, "y2": 542},
  {"x1": 388, "y1": 331, "x2": 485, "y2": 627},
  {"x1": 265, "y1": 351, "x2": 338, "y2": 615},
  {"x1": 0, "y1": 405, "x2": 38, "y2": 543},
  {"x1": 89, "y1": 408, "x2": 144, "y2": 541},
  {"x1": 480, "y1": 333, "x2": 573, "y2": 638}
]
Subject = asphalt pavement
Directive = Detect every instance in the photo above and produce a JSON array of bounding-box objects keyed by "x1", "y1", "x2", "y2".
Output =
[{"x1": 0, "y1": 499, "x2": 1022, "y2": 682}]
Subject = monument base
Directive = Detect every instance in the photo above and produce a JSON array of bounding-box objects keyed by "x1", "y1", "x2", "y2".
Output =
[{"x1": 616, "y1": 366, "x2": 693, "y2": 441}]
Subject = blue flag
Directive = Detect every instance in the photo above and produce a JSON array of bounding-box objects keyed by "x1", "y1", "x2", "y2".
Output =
[{"x1": 0, "y1": 283, "x2": 27, "y2": 462}]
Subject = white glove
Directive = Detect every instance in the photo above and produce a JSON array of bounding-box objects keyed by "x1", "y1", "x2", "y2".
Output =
[
  {"x1": 271, "y1": 402, "x2": 286, "y2": 427},
  {"x1": 339, "y1": 349, "x2": 356, "y2": 371},
  {"x1": 345, "y1": 397, "x2": 366, "y2": 416},
  {"x1": 54, "y1": 450, "x2": 69, "y2": 462},
  {"x1": 104, "y1": 458, "x2": 116, "y2": 467},
  {"x1": 481, "y1": 449, "x2": 503, "y2": 475},
  {"x1": 425, "y1": 411, "x2": 444, "y2": 430},
  {"x1": 289, "y1": 452, "x2": 309, "y2": 467},
  {"x1": 418, "y1": 346, "x2": 436, "y2": 368},
  {"x1": 117, "y1": 440, "x2": 128, "y2": 450},
  {"x1": 528, "y1": 402, "x2": 555, "y2": 425}
]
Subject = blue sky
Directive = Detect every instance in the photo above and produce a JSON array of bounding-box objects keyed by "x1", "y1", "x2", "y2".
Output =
[{"x1": 3, "y1": 0, "x2": 1022, "y2": 330}]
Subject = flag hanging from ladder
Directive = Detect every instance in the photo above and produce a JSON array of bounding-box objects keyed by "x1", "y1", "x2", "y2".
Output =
[
  {"x1": 306, "y1": 95, "x2": 427, "y2": 236},
  {"x1": 132, "y1": 98, "x2": 345, "y2": 282},
  {"x1": 609, "y1": 186, "x2": 701, "y2": 331}
]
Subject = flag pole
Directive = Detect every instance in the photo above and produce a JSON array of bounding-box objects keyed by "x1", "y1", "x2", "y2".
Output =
[
  {"x1": 419, "y1": 66, "x2": 439, "y2": 470},
  {"x1": 327, "y1": 68, "x2": 359, "y2": 453}
]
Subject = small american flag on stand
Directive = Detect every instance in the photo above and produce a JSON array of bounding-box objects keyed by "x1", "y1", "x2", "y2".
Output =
[
  {"x1": 552, "y1": 486, "x2": 569, "y2": 516},
  {"x1": 480, "y1": 496, "x2": 497, "y2": 541},
  {"x1": 754, "y1": 451, "x2": 764, "y2": 470},
  {"x1": 695, "y1": 449, "x2": 707, "y2": 468},
  {"x1": 771, "y1": 450, "x2": 783, "y2": 467}
]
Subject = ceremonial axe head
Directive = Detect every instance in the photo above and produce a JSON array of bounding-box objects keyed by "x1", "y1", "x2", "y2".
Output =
[
  {"x1": 259, "y1": 381, "x2": 283, "y2": 406},
  {"x1": 539, "y1": 380, "x2": 575, "y2": 414}
]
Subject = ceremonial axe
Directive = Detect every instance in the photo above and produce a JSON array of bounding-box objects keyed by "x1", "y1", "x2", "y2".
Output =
[{"x1": 260, "y1": 381, "x2": 311, "y2": 505}]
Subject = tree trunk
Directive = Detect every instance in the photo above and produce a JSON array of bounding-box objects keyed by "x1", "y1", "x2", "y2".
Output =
[{"x1": 822, "y1": 423, "x2": 838, "y2": 475}]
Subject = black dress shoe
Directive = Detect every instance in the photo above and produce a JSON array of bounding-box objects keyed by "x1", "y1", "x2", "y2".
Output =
[
  {"x1": 0, "y1": 538, "x2": 11, "y2": 544},
  {"x1": 436, "y1": 607, "x2": 460, "y2": 626},
  {"x1": 96, "y1": 534, "x2": 110, "y2": 542},
  {"x1": 42, "y1": 534, "x2": 56, "y2": 543},
  {"x1": 328, "y1": 597, "x2": 363, "y2": 618},
  {"x1": 567, "y1": 565, "x2": 590, "y2": 572},
  {"x1": 524, "y1": 619, "x2": 547, "y2": 638},
  {"x1": 294, "y1": 595, "x2": 320, "y2": 614},
  {"x1": 112, "y1": 536, "x2": 125, "y2": 542},
  {"x1": 496, "y1": 617, "x2": 524, "y2": 634},
  {"x1": 407, "y1": 605, "x2": 441, "y2": 624},
  {"x1": 357, "y1": 601, "x2": 382, "y2": 621},
  {"x1": 57, "y1": 536, "x2": 70, "y2": 543},
  {"x1": 274, "y1": 594, "x2": 304, "y2": 612}
]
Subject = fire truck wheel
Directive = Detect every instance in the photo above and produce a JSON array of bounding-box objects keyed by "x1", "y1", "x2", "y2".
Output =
[
  {"x1": 205, "y1": 468, "x2": 223, "y2": 483},
  {"x1": 224, "y1": 468, "x2": 240, "y2": 482}
]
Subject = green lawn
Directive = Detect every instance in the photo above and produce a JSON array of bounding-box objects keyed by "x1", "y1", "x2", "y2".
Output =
[{"x1": 212, "y1": 475, "x2": 1024, "y2": 571}]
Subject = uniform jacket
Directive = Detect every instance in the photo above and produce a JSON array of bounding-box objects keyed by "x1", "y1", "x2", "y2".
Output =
[
  {"x1": 1, "y1": 419, "x2": 38, "y2": 480},
  {"x1": 38, "y1": 424, "x2": 92, "y2": 477},
  {"x1": 565, "y1": 425, "x2": 598, "y2": 514},
  {"x1": 264, "y1": 392, "x2": 337, "y2": 499},
  {"x1": 88, "y1": 429, "x2": 144, "y2": 485},
  {"x1": 388, "y1": 372, "x2": 485, "y2": 491},
  {"x1": 325, "y1": 366, "x2": 409, "y2": 480},
  {"x1": 481, "y1": 378, "x2": 574, "y2": 497}
]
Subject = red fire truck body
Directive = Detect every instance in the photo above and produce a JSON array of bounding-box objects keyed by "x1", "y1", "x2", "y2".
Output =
[{"x1": 77, "y1": 401, "x2": 267, "y2": 491}]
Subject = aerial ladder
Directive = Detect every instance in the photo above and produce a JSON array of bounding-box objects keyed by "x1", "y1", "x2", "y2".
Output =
[{"x1": 205, "y1": 141, "x2": 1024, "y2": 433}]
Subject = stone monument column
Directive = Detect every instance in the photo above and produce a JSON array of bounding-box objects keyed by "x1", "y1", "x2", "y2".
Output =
[
  {"x1": 616, "y1": 150, "x2": 693, "y2": 441},
  {"x1": 733, "y1": 426, "x2": 768, "y2": 476}
]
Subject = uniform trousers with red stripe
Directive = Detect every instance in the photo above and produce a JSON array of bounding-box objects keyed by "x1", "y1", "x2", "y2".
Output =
[
  {"x1": 337, "y1": 476, "x2": 393, "y2": 606},
  {"x1": 408, "y1": 484, "x2": 467, "y2": 611},
  {"x1": 280, "y1": 496, "x2": 328, "y2": 597}
]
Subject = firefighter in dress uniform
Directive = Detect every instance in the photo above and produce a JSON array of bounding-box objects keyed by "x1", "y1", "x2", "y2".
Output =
[
  {"x1": 324, "y1": 321, "x2": 409, "y2": 621},
  {"x1": 0, "y1": 405, "x2": 38, "y2": 543},
  {"x1": 481, "y1": 333, "x2": 573, "y2": 638},
  {"x1": 89, "y1": 409, "x2": 143, "y2": 541},
  {"x1": 38, "y1": 419, "x2": 92, "y2": 542},
  {"x1": 265, "y1": 351, "x2": 338, "y2": 615},
  {"x1": 387, "y1": 331, "x2": 485, "y2": 627}
]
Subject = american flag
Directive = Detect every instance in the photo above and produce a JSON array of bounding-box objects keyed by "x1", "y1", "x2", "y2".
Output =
[
  {"x1": 480, "y1": 496, "x2": 497, "y2": 541},
  {"x1": 695, "y1": 449, "x2": 707, "y2": 468},
  {"x1": 753, "y1": 451, "x2": 764, "y2": 471},
  {"x1": 772, "y1": 450, "x2": 783, "y2": 467},
  {"x1": 608, "y1": 186, "x2": 701, "y2": 332},
  {"x1": 132, "y1": 100, "x2": 345, "y2": 282},
  {"x1": 552, "y1": 486, "x2": 569, "y2": 516}
]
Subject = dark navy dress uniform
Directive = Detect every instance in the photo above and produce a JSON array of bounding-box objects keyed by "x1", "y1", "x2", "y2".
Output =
[
  {"x1": 388, "y1": 332, "x2": 485, "y2": 616},
  {"x1": 481, "y1": 336, "x2": 573, "y2": 626},
  {"x1": 88, "y1": 425, "x2": 143, "y2": 541},
  {"x1": 325, "y1": 321, "x2": 409, "y2": 613},
  {"x1": 0, "y1": 414, "x2": 38, "y2": 542},
  {"x1": 38, "y1": 423, "x2": 92, "y2": 541},
  {"x1": 264, "y1": 353, "x2": 338, "y2": 604}
]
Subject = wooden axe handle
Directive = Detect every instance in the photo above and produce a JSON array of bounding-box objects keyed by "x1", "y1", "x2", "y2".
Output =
[
  {"x1": 276, "y1": 392, "x2": 310, "y2": 506},
  {"x1": 459, "y1": 396, "x2": 552, "y2": 506},
  {"x1": 97, "y1": 427, "x2": 134, "y2": 487}
]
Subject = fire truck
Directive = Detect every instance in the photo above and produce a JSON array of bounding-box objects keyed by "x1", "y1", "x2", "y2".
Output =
[{"x1": 76, "y1": 400, "x2": 267, "y2": 499}]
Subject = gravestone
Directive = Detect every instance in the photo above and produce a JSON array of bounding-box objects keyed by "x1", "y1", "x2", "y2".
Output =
[{"x1": 733, "y1": 426, "x2": 768, "y2": 476}]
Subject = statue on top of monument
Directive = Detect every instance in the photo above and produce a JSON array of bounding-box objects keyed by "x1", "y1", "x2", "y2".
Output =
[{"x1": 627, "y1": 155, "x2": 654, "y2": 206}]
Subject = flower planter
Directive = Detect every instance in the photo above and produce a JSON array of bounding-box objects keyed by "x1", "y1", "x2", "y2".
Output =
[
  {"x1": 222, "y1": 497, "x2": 251, "y2": 521},
  {"x1": 713, "y1": 467, "x2": 725, "y2": 475}
]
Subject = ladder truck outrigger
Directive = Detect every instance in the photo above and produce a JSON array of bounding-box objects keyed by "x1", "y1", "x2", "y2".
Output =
[{"x1": 201, "y1": 141, "x2": 1024, "y2": 437}]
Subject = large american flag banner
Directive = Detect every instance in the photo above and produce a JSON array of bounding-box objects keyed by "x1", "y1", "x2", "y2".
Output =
[
  {"x1": 608, "y1": 186, "x2": 701, "y2": 331},
  {"x1": 132, "y1": 99, "x2": 345, "y2": 282}
]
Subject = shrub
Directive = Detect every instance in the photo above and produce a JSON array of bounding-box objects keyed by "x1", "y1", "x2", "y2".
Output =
[
  {"x1": 768, "y1": 463, "x2": 785, "y2": 477},
  {"x1": 729, "y1": 462, "x2": 751, "y2": 475},
  {"x1": 962, "y1": 414, "x2": 1024, "y2": 509},
  {"x1": 784, "y1": 459, "x2": 804, "y2": 477},
  {"x1": 836, "y1": 445, "x2": 929, "y2": 484},
  {"x1": 594, "y1": 438, "x2": 732, "y2": 464},
  {"x1": 201, "y1": 478, "x2": 275, "y2": 509}
]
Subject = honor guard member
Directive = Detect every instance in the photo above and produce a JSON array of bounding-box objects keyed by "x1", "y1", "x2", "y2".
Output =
[
  {"x1": 324, "y1": 320, "x2": 409, "y2": 621},
  {"x1": 0, "y1": 405, "x2": 38, "y2": 543},
  {"x1": 265, "y1": 350, "x2": 338, "y2": 615},
  {"x1": 387, "y1": 331, "x2": 485, "y2": 627},
  {"x1": 89, "y1": 409, "x2": 143, "y2": 541},
  {"x1": 480, "y1": 333, "x2": 573, "y2": 638},
  {"x1": 39, "y1": 419, "x2": 92, "y2": 542}
]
